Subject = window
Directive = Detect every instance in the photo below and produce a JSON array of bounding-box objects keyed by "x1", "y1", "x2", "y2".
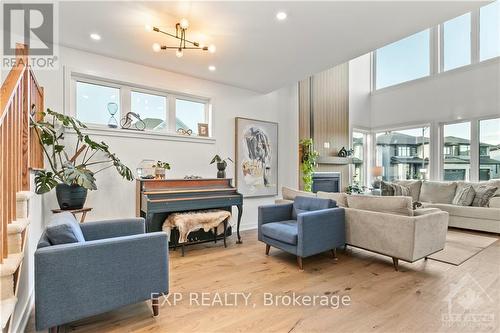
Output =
[
  {"x1": 443, "y1": 122, "x2": 471, "y2": 181},
  {"x1": 480, "y1": 1, "x2": 500, "y2": 61},
  {"x1": 376, "y1": 127, "x2": 430, "y2": 181},
  {"x1": 131, "y1": 91, "x2": 167, "y2": 131},
  {"x1": 76, "y1": 81, "x2": 120, "y2": 125},
  {"x1": 352, "y1": 132, "x2": 366, "y2": 185},
  {"x1": 479, "y1": 118, "x2": 500, "y2": 180},
  {"x1": 175, "y1": 99, "x2": 207, "y2": 135},
  {"x1": 443, "y1": 13, "x2": 471, "y2": 71},
  {"x1": 375, "y1": 29, "x2": 430, "y2": 89}
]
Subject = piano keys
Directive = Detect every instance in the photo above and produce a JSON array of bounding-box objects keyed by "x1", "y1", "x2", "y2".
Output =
[{"x1": 136, "y1": 178, "x2": 244, "y2": 244}]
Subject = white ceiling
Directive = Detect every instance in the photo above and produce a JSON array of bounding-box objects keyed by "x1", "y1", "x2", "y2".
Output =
[{"x1": 58, "y1": 1, "x2": 487, "y2": 93}]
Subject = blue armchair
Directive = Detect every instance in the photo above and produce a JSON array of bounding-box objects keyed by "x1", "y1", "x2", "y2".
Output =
[
  {"x1": 35, "y1": 215, "x2": 168, "y2": 332},
  {"x1": 258, "y1": 196, "x2": 345, "y2": 269}
]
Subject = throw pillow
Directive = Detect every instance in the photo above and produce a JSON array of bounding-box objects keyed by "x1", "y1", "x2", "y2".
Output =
[
  {"x1": 45, "y1": 212, "x2": 86, "y2": 245},
  {"x1": 392, "y1": 183, "x2": 411, "y2": 197},
  {"x1": 381, "y1": 181, "x2": 395, "y2": 196},
  {"x1": 452, "y1": 185, "x2": 475, "y2": 206},
  {"x1": 472, "y1": 185, "x2": 498, "y2": 207}
]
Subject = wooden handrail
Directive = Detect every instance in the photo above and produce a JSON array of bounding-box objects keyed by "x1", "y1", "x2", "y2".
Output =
[{"x1": 0, "y1": 44, "x2": 44, "y2": 263}]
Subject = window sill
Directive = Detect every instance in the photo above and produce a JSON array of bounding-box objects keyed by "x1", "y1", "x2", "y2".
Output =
[{"x1": 66, "y1": 125, "x2": 216, "y2": 144}]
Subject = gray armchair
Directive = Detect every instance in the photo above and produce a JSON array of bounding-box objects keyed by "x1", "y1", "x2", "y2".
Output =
[
  {"x1": 258, "y1": 196, "x2": 345, "y2": 269},
  {"x1": 35, "y1": 216, "x2": 168, "y2": 332}
]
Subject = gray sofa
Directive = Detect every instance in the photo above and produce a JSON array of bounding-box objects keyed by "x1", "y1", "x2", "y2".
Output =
[
  {"x1": 35, "y1": 213, "x2": 169, "y2": 332},
  {"x1": 258, "y1": 196, "x2": 345, "y2": 269}
]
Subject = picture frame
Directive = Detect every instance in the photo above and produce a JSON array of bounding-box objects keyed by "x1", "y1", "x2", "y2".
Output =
[
  {"x1": 235, "y1": 117, "x2": 278, "y2": 197},
  {"x1": 197, "y1": 123, "x2": 209, "y2": 137}
]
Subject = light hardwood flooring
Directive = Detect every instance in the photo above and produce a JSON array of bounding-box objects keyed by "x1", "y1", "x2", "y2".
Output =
[{"x1": 27, "y1": 229, "x2": 500, "y2": 333}]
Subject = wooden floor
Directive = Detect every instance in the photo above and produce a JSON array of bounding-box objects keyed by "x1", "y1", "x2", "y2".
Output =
[{"x1": 27, "y1": 229, "x2": 500, "y2": 333}]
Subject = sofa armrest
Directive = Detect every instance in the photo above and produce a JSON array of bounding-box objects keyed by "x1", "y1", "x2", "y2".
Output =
[
  {"x1": 413, "y1": 211, "x2": 449, "y2": 260},
  {"x1": 297, "y1": 208, "x2": 345, "y2": 257},
  {"x1": 414, "y1": 208, "x2": 442, "y2": 216},
  {"x1": 489, "y1": 197, "x2": 500, "y2": 208},
  {"x1": 35, "y1": 232, "x2": 168, "y2": 330},
  {"x1": 80, "y1": 218, "x2": 145, "y2": 240}
]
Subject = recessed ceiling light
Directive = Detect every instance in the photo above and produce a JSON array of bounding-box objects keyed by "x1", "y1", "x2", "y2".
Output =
[
  {"x1": 276, "y1": 12, "x2": 287, "y2": 20},
  {"x1": 208, "y1": 65, "x2": 216, "y2": 72},
  {"x1": 90, "y1": 33, "x2": 101, "y2": 41}
]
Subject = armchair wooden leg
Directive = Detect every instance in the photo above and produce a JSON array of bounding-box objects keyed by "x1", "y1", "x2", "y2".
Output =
[
  {"x1": 152, "y1": 293, "x2": 160, "y2": 317},
  {"x1": 392, "y1": 257, "x2": 399, "y2": 271},
  {"x1": 49, "y1": 326, "x2": 59, "y2": 333},
  {"x1": 331, "y1": 248, "x2": 338, "y2": 260},
  {"x1": 297, "y1": 256, "x2": 303, "y2": 270},
  {"x1": 265, "y1": 244, "x2": 270, "y2": 255}
]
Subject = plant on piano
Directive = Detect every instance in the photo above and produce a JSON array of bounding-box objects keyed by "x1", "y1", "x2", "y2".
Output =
[
  {"x1": 31, "y1": 109, "x2": 134, "y2": 208},
  {"x1": 210, "y1": 155, "x2": 233, "y2": 178},
  {"x1": 153, "y1": 161, "x2": 171, "y2": 179}
]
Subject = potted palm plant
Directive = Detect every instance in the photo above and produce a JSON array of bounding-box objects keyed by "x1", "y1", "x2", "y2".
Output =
[
  {"x1": 32, "y1": 109, "x2": 134, "y2": 210},
  {"x1": 210, "y1": 155, "x2": 233, "y2": 178}
]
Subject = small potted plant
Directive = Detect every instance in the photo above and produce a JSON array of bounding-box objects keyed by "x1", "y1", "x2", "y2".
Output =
[
  {"x1": 31, "y1": 109, "x2": 134, "y2": 210},
  {"x1": 210, "y1": 155, "x2": 233, "y2": 178},
  {"x1": 153, "y1": 161, "x2": 171, "y2": 179}
]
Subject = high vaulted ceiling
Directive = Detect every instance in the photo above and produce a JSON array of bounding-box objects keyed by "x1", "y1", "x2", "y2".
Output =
[{"x1": 58, "y1": 1, "x2": 487, "y2": 93}]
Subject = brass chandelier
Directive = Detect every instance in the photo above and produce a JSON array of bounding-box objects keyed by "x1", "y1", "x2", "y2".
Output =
[{"x1": 147, "y1": 19, "x2": 216, "y2": 58}]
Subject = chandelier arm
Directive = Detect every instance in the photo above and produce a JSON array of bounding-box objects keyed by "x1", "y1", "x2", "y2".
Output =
[
  {"x1": 155, "y1": 28, "x2": 200, "y2": 48},
  {"x1": 162, "y1": 46, "x2": 204, "y2": 50}
]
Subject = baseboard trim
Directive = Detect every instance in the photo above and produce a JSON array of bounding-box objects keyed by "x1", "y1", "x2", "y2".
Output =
[{"x1": 11, "y1": 288, "x2": 33, "y2": 333}]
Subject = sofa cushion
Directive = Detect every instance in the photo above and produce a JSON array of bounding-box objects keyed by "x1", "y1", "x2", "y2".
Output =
[
  {"x1": 346, "y1": 195, "x2": 414, "y2": 216},
  {"x1": 282, "y1": 186, "x2": 316, "y2": 201},
  {"x1": 420, "y1": 181, "x2": 457, "y2": 204},
  {"x1": 261, "y1": 220, "x2": 298, "y2": 245},
  {"x1": 394, "y1": 180, "x2": 422, "y2": 202},
  {"x1": 458, "y1": 180, "x2": 500, "y2": 197},
  {"x1": 45, "y1": 212, "x2": 86, "y2": 245},
  {"x1": 489, "y1": 197, "x2": 500, "y2": 208},
  {"x1": 316, "y1": 191, "x2": 348, "y2": 207},
  {"x1": 292, "y1": 196, "x2": 336, "y2": 219},
  {"x1": 452, "y1": 185, "x2": 475, "y2": 206},
  {"x1": 422, "y1": 203, "x2": 500, "y2": 221},
  {"x1": 472, "y1": 185, "x2": 498, "y2": 207}
]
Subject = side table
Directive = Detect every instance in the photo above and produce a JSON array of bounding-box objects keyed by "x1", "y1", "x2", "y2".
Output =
[{"x1": 51, "y1": 207, "x2": 92, "y2": 223}]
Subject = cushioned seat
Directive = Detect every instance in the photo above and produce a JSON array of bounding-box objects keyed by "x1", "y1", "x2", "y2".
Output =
[
  {"x1": 422, "y1": 203, "x2": 500, "y2": 221},
  {"x1": 261, "y1": 220, "x2": 298, "y2": 245}
]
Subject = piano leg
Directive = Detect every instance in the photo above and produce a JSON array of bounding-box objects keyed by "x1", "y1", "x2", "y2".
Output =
[
  {"x1": 236, "y1": 204, "x2": 243, "y2": 244},
  {"x1": 145, "y1": 212, "x2": 154, "y2": 233}
]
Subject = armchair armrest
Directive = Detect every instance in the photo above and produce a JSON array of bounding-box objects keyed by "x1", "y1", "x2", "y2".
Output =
[
  {"x1": 297, "y1": 208, "x2": 345, "y2": 257},
  {"x1": 35, "y1": 232, "x2": 168, "y2": 330},
  {"x1": 80, "y1": 218, "x2": 145, "y2": 241}
]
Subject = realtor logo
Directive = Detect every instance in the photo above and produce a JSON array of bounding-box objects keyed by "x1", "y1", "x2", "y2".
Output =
[{"x1": 2, "y1": 2, "x2": 58, "y2": 69}]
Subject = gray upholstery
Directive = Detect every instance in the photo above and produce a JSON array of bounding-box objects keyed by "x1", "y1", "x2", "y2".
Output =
[
  {"x1": 258, "y1": 196, "x2": 345, "y2": 260},
  {"x1": 45, "y1": 212, "x2": 85, "y2": 245},
  {"x1": 35, "y1": 218, "x2": 168, "y2": 331}
]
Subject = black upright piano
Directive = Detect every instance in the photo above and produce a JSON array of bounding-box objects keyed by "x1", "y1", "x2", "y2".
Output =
[{"x1": 136, "y1": 178, "x2": 244, "y2": 244}]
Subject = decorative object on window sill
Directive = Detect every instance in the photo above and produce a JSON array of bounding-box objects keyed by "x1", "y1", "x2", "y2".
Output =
[
  {"x1": 210, "y1": 155, "x2": 233, "y2": 178},
  {"x1": 120, "y1": 112, "x2": 146, "y2": 131},
  {"x1": 346, "y1": 182, "x2": 366, "y2": 195},
  {"x1": 184, "y1": 175, "x2": 202, "y2": 180},
  {"x1": 147, "y1": 19, "x2": 216, "y2": 58},
  {"x1": 177, "y1": 128, "x2": 193, "y2": 136},
  {"x1": 198, "y1": 123, "x2": 209, "y2": 137},
  {"x1": 137, "y1": 159, "x2": 156, "y2": 179},
  {"x1": 31, "y1": 109, "x2": 134, "y2": 209},
  {"x1": 153, "y1": 161, "x2": 171, "y2": 179},
  {"x1": 371, "y1": 166, "x2": 384, "y2": 189},
  {"x1": 299, "y1": 138, "x2": 319, "y2": 192},
  {"x1": 107, "y1": 102, "x2": 118, "y2": 128},
  {"x1": 337, "y1": 147, "x2": 354, "y2": 158}
]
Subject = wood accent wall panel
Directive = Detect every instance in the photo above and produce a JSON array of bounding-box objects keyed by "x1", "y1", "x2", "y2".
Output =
[{"x1": 298, "y1": 78, "x2": 311, "y2": 140}]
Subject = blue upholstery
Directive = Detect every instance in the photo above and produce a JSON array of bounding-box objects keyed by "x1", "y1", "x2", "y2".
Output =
[
  {"x1": 45, "y1": 212, "x2": 85, "y2": 245},
  {"x1": 258, "y1": 196, "x2": 345, "y2": 262},
  {"x1": 261, "y1": 220, "x2": 298, "y2": 245},
  {"x1": 35, "y1": 218, "x2": 168, "y2": 331}
]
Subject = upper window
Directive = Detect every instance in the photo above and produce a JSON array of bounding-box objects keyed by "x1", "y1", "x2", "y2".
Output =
[
  {"x1": 443, "y1": 122, "x2": 471, "y2": 181},
  {"x1": 76, "y1": 81, "x2": 120, "y2": 125},
  {"x1": 175, "y1": 99, "x2": 207, "y2": 135},
  {"x1": 480, "y1": 1, "x2": 500, "y2": 61},
  {"x1": 479, "y1": 118, "x2": 500, "y2": 180},
  {"x1": 443, "y1": 13, "x2": 471, "y2": 71},
  {"x1": 375, "y1": 29, "x2": 430, "y2": 89},
  {"x1": 131, "y1": 91, "x2": 167, "y2": 131}
]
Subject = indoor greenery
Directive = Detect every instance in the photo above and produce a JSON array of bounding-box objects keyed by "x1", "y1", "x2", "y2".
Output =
[
  {"x1": 153, "y1": 161, "x2": 171, "y2": 170},
  {"x1": 299, "y1": 138, "x2": 319, "y2": 192},
  {"x1": 32, "y1": 109, "x2": 134, "y2": 194},
  {"x1": 210, "y1": 155, "x2": 233, "y2": 168}
]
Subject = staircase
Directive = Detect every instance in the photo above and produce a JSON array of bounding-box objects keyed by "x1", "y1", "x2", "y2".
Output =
[{"x1": 0, "y1": 44, "x2": 44, "y2": 332}]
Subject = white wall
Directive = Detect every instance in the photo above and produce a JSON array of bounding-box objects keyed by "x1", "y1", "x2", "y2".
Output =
[
  {"x1": 35, "y1": 46, "x2": 298, "y2": 231},
  {"x1": 349, "y1": 54, "x2": 372, "y2": 129}
]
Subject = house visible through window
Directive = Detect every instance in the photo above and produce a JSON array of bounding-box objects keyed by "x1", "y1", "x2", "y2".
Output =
[
  {"x1": 479, "y1": 118, "x2": 500, "y2": 180},
  {"x1": 443, "y1": 122, "x2": 471, "y2": 181},
  {"x1": 131, "y1": 91, "x2": 167, "y2": 131},
  {"x1": 175, "y1": 99, "x2": 207, "y2": 135},
  {"x1": 352, "y1": 132, "x2": 366, "y2": 186}
]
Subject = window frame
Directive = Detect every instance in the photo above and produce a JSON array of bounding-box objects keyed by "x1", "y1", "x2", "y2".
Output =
[
  {"x1": 67, "y1": 70, "x2": 213, "y2": 141},
  {"x1": 351, "y1": 129, "x2": 369, "y2": 187}
]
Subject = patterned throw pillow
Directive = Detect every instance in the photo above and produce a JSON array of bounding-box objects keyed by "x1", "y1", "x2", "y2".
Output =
[
  {"x1": 472, "y1": 185, "x2": 498, "y2": 207},
  {"x1": 393, "y1": 183, "x2": 411, "y2": 197},
  {"x1": 452, "y1": 185, "x2": 475, "y2": 206},
  {"x1": 381, "y1": 181, "x2": 394, "y2": 196}
]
